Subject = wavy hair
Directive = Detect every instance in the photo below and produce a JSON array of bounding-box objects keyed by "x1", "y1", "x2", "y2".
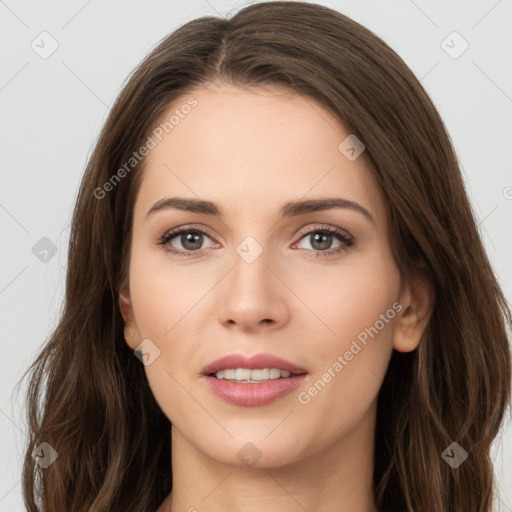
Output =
[{"x1": 19, "y1": 2, "x2": 511, "y2": 510}]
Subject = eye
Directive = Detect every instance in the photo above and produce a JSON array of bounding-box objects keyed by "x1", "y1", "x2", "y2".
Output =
[
  {"x1": 157, "y1": 225, "x2": 216, "y2": 257},
  {"x1": 293, "y1": 224, "x2": 354, "y2": 258}
]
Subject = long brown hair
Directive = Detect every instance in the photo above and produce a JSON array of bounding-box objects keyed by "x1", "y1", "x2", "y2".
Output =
[{"x1": 18, "y1": 2, "x2": 511, "y2": 510}]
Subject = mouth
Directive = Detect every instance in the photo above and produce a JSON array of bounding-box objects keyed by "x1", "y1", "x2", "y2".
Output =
[
  {"x1": 201, "y1": 352, "x2": 308, "y2": 379},
  {"x1": 201, "y1": 353, "x2": 308, "y2": 406},
  {"x1": 207, "y1": 367, "x2": 307, "y2": 383}
]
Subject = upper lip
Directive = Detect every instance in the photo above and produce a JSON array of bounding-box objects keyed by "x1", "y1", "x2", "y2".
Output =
[{"x1": 202, "y1": 353, "x2": 308, "y2": 375}]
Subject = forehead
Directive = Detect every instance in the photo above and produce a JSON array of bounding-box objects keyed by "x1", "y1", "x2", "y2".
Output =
[{"x1": 134, "y1": 83, "x2": 386, "y2": 227}]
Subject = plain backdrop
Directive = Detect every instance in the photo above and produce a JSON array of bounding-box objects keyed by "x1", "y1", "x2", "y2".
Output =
[{"x1": 1, "y1": 0, "x2": 511, "y2": 510}]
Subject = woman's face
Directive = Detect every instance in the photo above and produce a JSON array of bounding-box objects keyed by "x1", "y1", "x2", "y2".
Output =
[{"x1": 120, "y1": 82, "x2": 418, "y2": 468}]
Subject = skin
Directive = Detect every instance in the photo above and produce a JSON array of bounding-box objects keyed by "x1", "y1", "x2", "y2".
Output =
[{"x1": 119, "y1": 82, "x2": 434, "y2": 512}]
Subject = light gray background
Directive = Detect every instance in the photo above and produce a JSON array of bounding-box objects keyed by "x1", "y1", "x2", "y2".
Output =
[{"x1": 1, "y1": 0, "x2": 511, "y2": 510}]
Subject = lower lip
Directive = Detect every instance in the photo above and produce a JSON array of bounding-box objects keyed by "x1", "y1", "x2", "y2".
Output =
[{"x1": 204, "y1": 374, "x2": 308, "y2": 406}]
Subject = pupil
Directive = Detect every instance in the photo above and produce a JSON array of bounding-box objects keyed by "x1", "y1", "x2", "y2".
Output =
[
  {"x1": 312, "y1": 232, "x2": 331, "y2": 250},
  {"x1": 182, "y1": 232, "x2": 202, "y2": 250}
]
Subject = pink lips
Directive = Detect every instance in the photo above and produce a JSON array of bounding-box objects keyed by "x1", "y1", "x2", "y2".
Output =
[
  {"x1": 201, "y1": 353, "x2": 308, "y2": 376},
  {"x1": 202, "y1": 353, "x2": 308, "y2": 407}
]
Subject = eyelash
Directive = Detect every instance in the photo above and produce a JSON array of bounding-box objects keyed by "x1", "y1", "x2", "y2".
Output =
[{"x1": 156, "y1": 224, "x2": 354, "y2": 259}]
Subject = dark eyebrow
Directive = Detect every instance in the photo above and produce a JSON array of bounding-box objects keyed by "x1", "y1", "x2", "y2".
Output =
[
  {"x1": 279, "y1": 198, "x2": 374, "y2": 224},
  {"x1": 146, "y1": 197, "x2": 375, "y2": 225}
]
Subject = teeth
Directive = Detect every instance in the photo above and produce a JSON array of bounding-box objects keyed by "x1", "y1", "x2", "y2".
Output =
[
  {"x1": 224, "y1": 369, "x2": 235, "y2": 379},
  {"x1": 235, "y1": 368, "x2": 251, "y2": 380},
  {"x1": 213, "y1": 368, "x2": 294, "y2": 382},
  {"x1": 269, "y1": 368, "x2": 281, "y2": 379}
]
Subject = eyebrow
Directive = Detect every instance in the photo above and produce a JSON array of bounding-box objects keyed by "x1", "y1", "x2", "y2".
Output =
[{"x1": 146, "y1": 197, "x2": 375, "y2": 224}]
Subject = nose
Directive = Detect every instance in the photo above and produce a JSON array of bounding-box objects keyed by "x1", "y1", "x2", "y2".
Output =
[{"x1": 216, "y1": 243, "x2": 290, "y2": 332}]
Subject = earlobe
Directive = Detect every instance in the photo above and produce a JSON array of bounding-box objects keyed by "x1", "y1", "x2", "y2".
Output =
[
  {"x1": 393, "y1": 272, "x2": 435, "y2": 353},
  {"x1": 118, "y1": 283, "x2": 133, "y2": 323},
  {"x1": 118, "y1": 282, "x2": 139, "y2": 349}
]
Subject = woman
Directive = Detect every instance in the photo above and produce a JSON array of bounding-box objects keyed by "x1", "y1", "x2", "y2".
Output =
[{"x1": 19, "y1": 2, "x2": 511, "y2": 511}]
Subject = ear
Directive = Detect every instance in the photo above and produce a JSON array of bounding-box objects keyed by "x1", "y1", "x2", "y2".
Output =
[
  {"x1": 119, "y1": 280, "x2": 140, "y2": 350},
  {"x1": 393, "y1": 268, "x2": 435, "y2": 353}
]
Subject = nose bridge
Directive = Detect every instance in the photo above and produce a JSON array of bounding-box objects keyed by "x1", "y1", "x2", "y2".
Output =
[
  {"x1": 230, "y1": 232, "x2": 274, "y2": 297},
  {"x1": 226, "y1": 210, "x2": 291, "y2": 290},
  {"x1": 217, "y1": 230, "x2": 289, "y2": 328},
  {"x1": 235, "y1": 233, "x2": 267, "y2": 266}
]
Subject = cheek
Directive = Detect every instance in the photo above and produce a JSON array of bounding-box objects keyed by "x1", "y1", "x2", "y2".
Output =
[
  {"x1": 301, "y1": 246, "x2": 399, "y2": 349},
  {"x1": 127, "y1": 256, "x2": 200, "y2": 423},
  {"x1": 297, "y1": 250, "x2": 399, "y2": 411},
  {"x1": 128, "y1": 243, "x2": 207, "y2": 337}
]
